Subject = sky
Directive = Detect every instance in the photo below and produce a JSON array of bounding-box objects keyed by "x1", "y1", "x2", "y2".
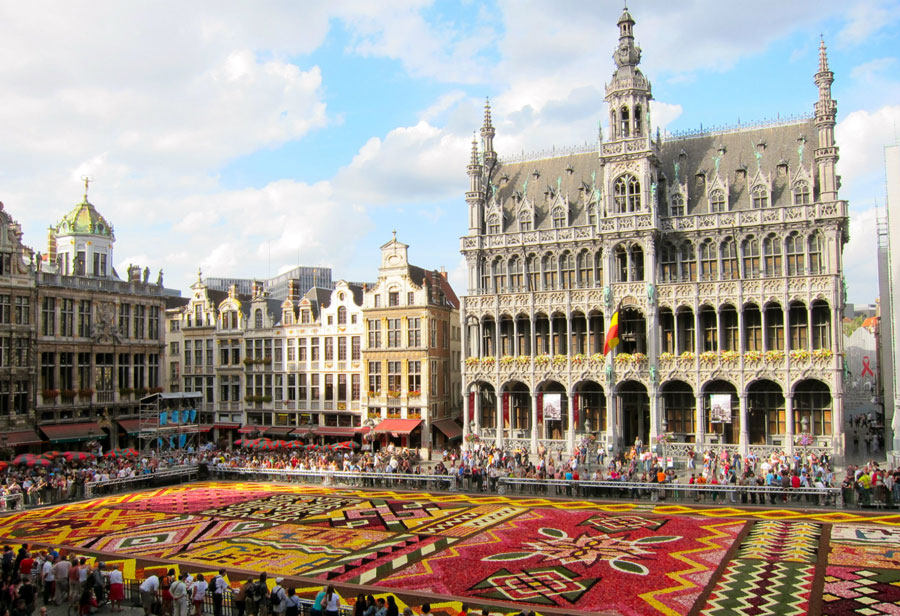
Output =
[{"x1": 1, "y1": 0, "x2": 899, "y2": 305}]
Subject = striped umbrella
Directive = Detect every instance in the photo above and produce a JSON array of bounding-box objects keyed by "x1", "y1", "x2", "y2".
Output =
[
  {"x1": 63, "y1": 451, "x2": 96, "y2": 463},
  {"x1": 26, "y1": 457, "x2": 52, "y2": 468},
  {"x1": 287, "y1": 440, "x2": 305, "y2": 450},
  {"x1": 11, "y1": 454, "x2": 36, "y2": 465},
  {"x1": 41, "y1": 450, "x2": 63, "y2": 459},
  {"x1": 253, "y1": 440, "x2": 278, "y2": 451}
]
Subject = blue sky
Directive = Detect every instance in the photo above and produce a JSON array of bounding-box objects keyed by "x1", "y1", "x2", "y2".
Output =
[{"x1": 1, "y1": 0, "x2": 899, "y2": 303}]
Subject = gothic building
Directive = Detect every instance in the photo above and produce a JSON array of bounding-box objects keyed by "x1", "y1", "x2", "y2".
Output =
[{"x1": 460, "y1": 8, "x2": 848, "y2": 461}]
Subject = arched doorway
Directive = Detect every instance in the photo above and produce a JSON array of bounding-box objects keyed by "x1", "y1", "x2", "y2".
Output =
[
  {"x1": 747, "y1": 379, "x2": 785, "y2": 445},
  {"x1": 702, "y1": 380, "x2": 739, "y2": 444},
  {"x1": 502, "y1": 381, "x2": 532, "y2": 437},
  {"x1": 574, "y1": 380, "x2": 606, "y2": 435},
  {"x1": 537, "y1": 380, "x2": 567, "y2": 440},
  {"x1": 618, "y1": 380, "x2": 649, "y2": 449},
  {"x1": 793, "y1": 379, "x2": 832, "y2": 437},
  {"x1": 660, "y1": 380, "x2": 695, "y2": 442},
  {"x1": 468, "y1": 381, "x2": 497, "y2": 431}
]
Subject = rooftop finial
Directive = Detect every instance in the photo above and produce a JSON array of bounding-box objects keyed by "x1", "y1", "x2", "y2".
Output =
[
  {"x1": 483, "y1": 97, "x2": 493, "y2": 129},
  {"x1": 81, "y1": 175, "x2": 92, "y2": 200},
  {"x1": 392, "y1": 229, "x2": 397, "y2": 241},
  {"x1": 197, "y1": 267, "x2": 203, "y2": 282},
  {"x1": 471, "y1": 132, "x2": 480, "y2": 164}
]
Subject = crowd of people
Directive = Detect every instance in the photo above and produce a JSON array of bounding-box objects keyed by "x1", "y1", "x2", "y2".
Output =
[{"x1": 0, "y1": 543, "x2": 125, "y2": 616}]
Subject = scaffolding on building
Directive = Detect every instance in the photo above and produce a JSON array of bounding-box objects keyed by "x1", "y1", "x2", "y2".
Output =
[{"x1": 138, "y1": 392, "x2": 203, "y2": 454}]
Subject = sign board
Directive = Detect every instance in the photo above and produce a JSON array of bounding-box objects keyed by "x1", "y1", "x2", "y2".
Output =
[
  {"x1": 710, "y1": 393, "x2": 732, "y2": 423},
  {"x1": 543, "y1": 394, "x2": 562, "y2": 421}
]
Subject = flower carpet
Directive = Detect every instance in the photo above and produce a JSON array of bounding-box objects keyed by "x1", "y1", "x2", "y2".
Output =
[{"x1": 4, "y1": 483, "x2": 900, "y2": 615}]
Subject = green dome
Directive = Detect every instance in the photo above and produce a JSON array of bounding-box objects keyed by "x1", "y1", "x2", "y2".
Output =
[{"x1": 57, "y1": 198, "x2": 113, "y2": 237}]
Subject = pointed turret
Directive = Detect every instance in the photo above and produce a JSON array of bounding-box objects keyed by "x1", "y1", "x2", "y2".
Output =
[
  {"x1": 481, "y1": 98, "x2": 497, "y2": 169},
  {"x1": 606, "y1": 5, "x2": 652, "y2": 140},
  {"x1": 467, "y1": 134, "x2": 485, "y2": 235},
  {"x1": 814, "y1": 37, "x2": 839, "y2": 202}
]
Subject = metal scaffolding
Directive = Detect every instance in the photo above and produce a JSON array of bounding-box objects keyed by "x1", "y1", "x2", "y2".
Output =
[{"x1": 138, "y1": 391, "x2": 203, "y2": 454}]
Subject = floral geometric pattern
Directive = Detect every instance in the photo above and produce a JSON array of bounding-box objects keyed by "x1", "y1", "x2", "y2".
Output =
[{"x1": 9, "y1": 481, "x2": 900, "y2": 615}]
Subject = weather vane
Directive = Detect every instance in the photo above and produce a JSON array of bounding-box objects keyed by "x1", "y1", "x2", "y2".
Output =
[{"x1": 81, "y1": 175, "x2": 92, "y2": 199}]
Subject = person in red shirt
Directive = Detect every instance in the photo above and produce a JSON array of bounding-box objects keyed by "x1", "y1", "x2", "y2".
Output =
[
  {"x1": 20, "y1": 553, "x2": 34, "y2": 581},
  {"x1": 791, "y1": 473, "x2": 801, "y2": 489}
]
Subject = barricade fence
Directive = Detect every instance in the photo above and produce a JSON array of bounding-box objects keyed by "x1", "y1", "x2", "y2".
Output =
[
  {"x1": 212, "y1": 466, "x2": 846, "y2": 508},
  {"x1": 85, "y1": 466, "x2": 199, "y2": 498}
]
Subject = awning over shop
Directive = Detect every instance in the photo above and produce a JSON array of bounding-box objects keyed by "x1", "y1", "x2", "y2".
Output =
[
  {"x1": 313, "y1": 426, "x2": 358, "y2": 437},
  {"x1": 198, "y1": 425, "x2": 214, "y2": 433},
  {"x1": 237, "y1": 426, "x2": 260, "y2": 434},
  {"x1": 118, "y1": 419, "x2": 143, "y2": 435},
  {"x1": 263, "y1": 426, "x2": 296, "y2": 436},
  {"x1": 432, "y1": 419, "x2": 462, "y2": 439},
  {"x1": 40, "y1": 422, "x2": 104, "y2": 443},
  {"x1": 373, "y1": 419, "x2": 422, "y2": 435},
  {"x1": 213, "y1": 423, "x2": 240, "y2": 430},
  {"x1": 3, "y1": 430, "x2": 43, "y2": 446}
]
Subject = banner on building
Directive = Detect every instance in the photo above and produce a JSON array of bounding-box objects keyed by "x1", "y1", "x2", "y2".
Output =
[
  {"x1": 544, "y1": 393, "x2": 562, "y2": 421},
  {"x1": 709, "y1": 394, "x2": 731, "y2": 423}
]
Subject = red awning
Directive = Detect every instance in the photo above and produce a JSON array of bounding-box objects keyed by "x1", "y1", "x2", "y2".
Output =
[
  {"x1": 373, "y1": 419, "x2": 422, "y2": 434},
  {"x1": 118, "y1": 419, "x2": 143, "y2": 435},
  {"x1": 432, "y1": 419, "x2": 462, "y2": 439},
  {"x1": 213, "y1": 423, "x2": 240, "y2": 430},
  {"x1": 237, "y1": 426, "x2": 259, "y2": 434},
  {"x1": 40, "y1": 422, "x2": 104, "y2": 443},
  {"x1": 263, "y1": 426, "x2": 296, "y2": 436},
  {"x1": 289, "y1": 427, "x2": 313, "y2": 437},
  {"x1": 3, "y1": 430, "x2": 43, "y2": 446},
  {"x1": 197, "y1": 424, "x2": 214, "y2": 433}
]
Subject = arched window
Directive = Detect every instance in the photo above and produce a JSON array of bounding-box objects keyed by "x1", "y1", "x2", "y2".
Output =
[
  {"x1": 699, "y1": 240, "x2": 717, "y2": 281},
  {"x1": 492, "y1": 257, "x2": 506, "y2": 293},
  {"x1": 542, "y1": 253, "x2": 557, "y2": 290},
  {"x1": 518, "y1": 211, "x2": 532, "y2": 232},
  {"x1": 786, "y1": 232, "x2": 805, "y2": 276},
  {"x1": 620, "y1": 106, "x2": 630, "y2": 138},
  {"x1": 679, "y1": 242, "x2": 696, "y2": 282},
  {"x1": 254, "y1": 309, "x2": 263, "y2": 329},
  {"x1": 793, "y1": 180, "x2": 811, "y2": 205},
  {"x1": 614, "y1": 174, "x2": 641, "y2": 213},
  {"x1": 552, "y1": 207, "x2": 566, "y2": 228},
  {"x1": 808, "y1": 233, "x2": 825, "y2": 274},
  {"x1": 720, "y1": 238, "x2": 739, "y2": 279},
  {"x1": 811, "y1": 300, "x2": 831, "y2": 349},
  {"x1": 660, "y1": 242, "x2": 677, "y2": 282},
  {"x1": 794, "y1": 380, "x2": 831, "y2": 436},
  {"x1": 751, "y1": 184, "x2": 769, "y2": 209},
  {"x1": 789, "y1": 301, "x2": 808, "y2": 350},
  {"x1": 283, "y1": 309, "x2": 293, "y2": 325},
  {"x1": 488, "y1": 215, "x2": 500, "y2": 235},
  {"x1": 631, "y1": 245, "x2": 645, "y2": 281},
  {"x1": 509, "y1": 257, "x2": 523, "y2": 291},
  {"x1": 560, "y1": 251, "x2": 575, "y2": 289},
  {"x1": 337, "y1": 306, "x2": 347, "y2": 325},
  {"x1": 634, "y1": 104, "x2": 643, "y2": 136},
  {"x1": 614, "y1": 245, "x2": 628, "y2": 282},
  {"x1": 526, "y1": 254, "x2": 539, "y2": 292},
  {"x1": 594, "y1": 250, "x2": 604, "y2": 287},
  {"x1": 763, "y1": 234, "x2": 782, "y2": 277},
  {"x1": 670, "y1": 193, "x2": 685, "y2": 217},
  {"x1": 480, "y1": 258, "x2": 490, "y2": 292},
  {"x1": 577, "y1": 250, "x2": 593, "y2": 287},
  {"x1": 742, "y1": 236, "x2": 760, "y2": 278},
  {"x1": 709, "y1": 189, "x2": 726, "y2": 213}
]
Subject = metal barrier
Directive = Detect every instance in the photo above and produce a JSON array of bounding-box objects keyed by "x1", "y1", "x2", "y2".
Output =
[
  {"x1": 84, "y1": 466, "x2": 199, "y2": 498},
  {"x1": 214, "y1": 466, "x2": 843, "y2": 508}
]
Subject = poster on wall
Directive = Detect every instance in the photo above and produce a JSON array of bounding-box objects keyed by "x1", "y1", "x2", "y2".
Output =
[
  {"x1": 544, "y1": 394, "x2": 562, "y2": 420},
  {"x1": 710, "y1": 393, "x2": 732, "y2": 423}
]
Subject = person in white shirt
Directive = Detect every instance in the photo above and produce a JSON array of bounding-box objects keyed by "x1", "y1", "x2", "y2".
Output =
[
  {"x1": 41, "y1": 557, "x2": 55, "y2": 605},
  {"x1": 190, "y1": 573, "x2": 207, "y2": 616},
  {"x1": 139, "y1": 574, "x2": 160, "y2": 616},
  {"x1": 108, "y1": 565, "x2": 124, "y2": 612}
]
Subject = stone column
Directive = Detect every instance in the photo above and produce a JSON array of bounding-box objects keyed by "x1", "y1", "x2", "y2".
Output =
[
  {"x1": 695, "y1": 393, "x2": 705, "y2": 448},
  {"x1": 785, "y1": 394, "x2": 794, "y2": 455},
  {"x1": 531, "y1": 392, "x2": 539, "y2": 454},
  {"x1": 739, "y1": 393, "x2": 749, "y2": 457}
]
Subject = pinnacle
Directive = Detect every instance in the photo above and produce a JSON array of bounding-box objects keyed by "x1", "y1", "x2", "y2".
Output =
[{"x1": 818, "y1": 37, "x2": 829, "y2": 73}]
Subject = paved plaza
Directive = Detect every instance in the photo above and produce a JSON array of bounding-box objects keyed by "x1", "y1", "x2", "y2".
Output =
[{"x1": 3, "y1": 481, "x2": 900, "y2": 615}]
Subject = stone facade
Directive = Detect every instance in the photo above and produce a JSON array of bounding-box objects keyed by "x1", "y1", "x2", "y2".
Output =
[
  {"x1": 460, "y1": 8, "x2": 848, "y2": 461},
  {"x1": 361, "y1": 236, "x2": 461, "y2": 450}
]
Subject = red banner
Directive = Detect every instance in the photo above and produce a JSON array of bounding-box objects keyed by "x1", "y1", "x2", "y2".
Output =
[
  {"x1": 573, "y1": 394, "x2": 579, "y2": 427},
  {"x1": 502, "y1": 392, "x2": 510, "y2": 424},
  {"x1": 468, "y1": 392, "x2": 475, "y2": 422},
  {"x1": 536, "y1": 393, "x2": 543, "y2": 423}
]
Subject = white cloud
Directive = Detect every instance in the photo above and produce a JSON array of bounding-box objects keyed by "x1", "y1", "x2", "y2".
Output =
[
  {"x1": 836, "y1": 105, "x2": 900, "y2": 197},
  {"x1": 850, "y1": 57, "x2": 898, "y2": 81},
  {"x1": 844, "y1": 206, "x2": 880, "y2": 303},
  {"x1": 837, "y1": 0, "x2": 900, "y2": 47}
]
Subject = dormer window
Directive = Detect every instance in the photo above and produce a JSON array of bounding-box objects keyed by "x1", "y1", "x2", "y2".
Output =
[
  {"x1": 488, "y1": 214, "x2": 500, "y2": 235},
  {"x1": 254, "y1": 309, "x2": 263, "y2": 329},
  {"x1": 283, "y1": 310, "x2": 293, "y2": 325},
  {"x1": 793, "y1": 180, "x2": 811, "y2": 205},
  {"x1": 301, "y1": 309, "x2": 311, "y2": 324},
  {"x1": 709, "y1": 189, "x2": 726, "y2": 213},
  {"x1": 519, "y1": 211, "x2": 532, "y2": 232},
  {"x1": 751, "y1": 184, "x2": 769, "y2": 209},
  {"x1": 552, "y1": 207, "x2": 566, "y2": 228},
  {"x1": 670, "y1": 194, "x2": 685, "y2": 217}
]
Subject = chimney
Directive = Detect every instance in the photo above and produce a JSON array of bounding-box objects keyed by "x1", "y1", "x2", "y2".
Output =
[
  {"x1": 46, "y1": 227, "x2": 57, "y2": 263},
  {"x1": 288, "y1": 279, "x2": 300, "y2": 302},
  {"x1": 440, "y1": 265, "x2": 447, "y2": 279},
  {"x1": 251, "y1": 280, "x2": 262, "y2": 298},
  {"x1": 228, "y1": 284, "x2": 238, "y2": 299}
]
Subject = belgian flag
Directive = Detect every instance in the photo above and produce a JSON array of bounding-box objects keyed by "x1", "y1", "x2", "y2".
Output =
[{"x1": 603, "y1": 306, "x2": 620, "y2": 355}]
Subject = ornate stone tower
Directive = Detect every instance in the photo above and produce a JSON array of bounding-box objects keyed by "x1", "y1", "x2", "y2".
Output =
[{"x1": 814, "y1": 38, "x2": 839, "y2": 202}]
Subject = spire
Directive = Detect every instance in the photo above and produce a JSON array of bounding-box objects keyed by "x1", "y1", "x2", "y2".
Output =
[
  {"x1": 613, "y1": 4, "x2": 641, "y2": 68},
  {"x1": 480, "y1": 97, "x2": 496, "y2": 166},
  {"x1": 818, "y1": 36, "x2": 829, "y2": 72},
  {"x1": 470, "y1": 133, "x2": 480, "y2": 166}
]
